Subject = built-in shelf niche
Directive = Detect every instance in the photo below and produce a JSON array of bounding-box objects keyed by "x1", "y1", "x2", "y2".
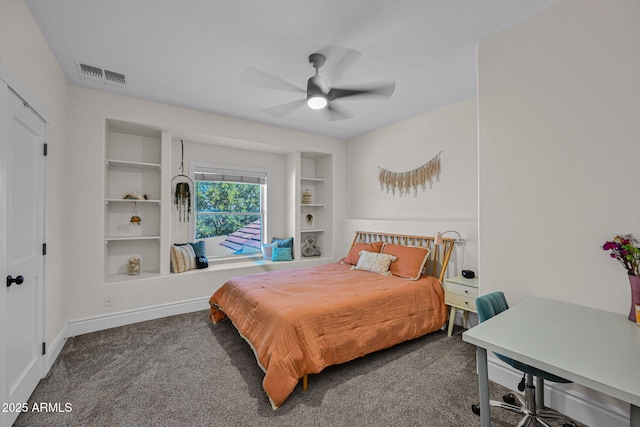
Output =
[
  {"x1": 299, "y1": 152, "x2": 332, "y2": 258},
  {"x1": 103, "y1": 119, "x2": 170, "y2": 282}
]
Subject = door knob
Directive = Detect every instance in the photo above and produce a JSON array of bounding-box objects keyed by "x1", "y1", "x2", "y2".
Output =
[{"x1": 6, "y1": 275, "x2": 24, "y2": 287}]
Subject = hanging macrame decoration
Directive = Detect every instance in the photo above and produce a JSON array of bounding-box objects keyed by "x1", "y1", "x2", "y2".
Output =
[
  {"x1": 171, "y1": 140, "x2": 193, "y2": 222},
  {"x1": 174, "y1": 182, "x2": 191, "y2": 222},
  {"x1": 378, "y1": 150, "x2": 442, "y2": 196},
  {"x1": 130, "y1": 202, "x2": 142, "y2": 225}
]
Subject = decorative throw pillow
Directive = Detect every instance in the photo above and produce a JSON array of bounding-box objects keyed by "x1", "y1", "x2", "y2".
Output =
[
  {"x1": 188, "y1": 241, "x2": 208, "y2": 269},
  {"x1": 350, "y1": 250, "x2": 397, "y2": 276},
  {"x1": 170, "y1": 244, "x2": 196, "y2": 273},
  {"x1": 272, "y1": 237, "x2": 294, "y2": 259},
  {"x1": 342, "y1": 241, "x2": 384, "y2": 265},
  {"x1": 261, "y1": 242, "x2": 276, "y2": 260},
  {"x1": 272, "y1": 246, "x2": 293, "y2": 262},
  {"x1": 381, "y1": 243, "x2": 431, "y2": 280}
]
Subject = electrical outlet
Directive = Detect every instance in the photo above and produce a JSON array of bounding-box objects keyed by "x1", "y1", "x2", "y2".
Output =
[{"x1": 104, "y1": 296, "x2": 113, "y2": 307}]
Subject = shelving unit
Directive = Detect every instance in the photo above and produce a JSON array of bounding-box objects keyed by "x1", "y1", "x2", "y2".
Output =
[
  {"x1": 102, "y1": 125, "x2": 335, "y2": 276},
  {"x1": 105, "y1": 199, "x2": 161, "y2": 203},
  {"x1": 299, "y1": 153, "x2": 332, "y2": 258},
  {"x1": 105, "y1": 159, "x2": 161, "y2": 169},
  {"x1": 103, "y1": 120, "x2": 170, "y2": 282},
  {"x1": 105, "y1": 236, "x2": 161, "y2": 242}
]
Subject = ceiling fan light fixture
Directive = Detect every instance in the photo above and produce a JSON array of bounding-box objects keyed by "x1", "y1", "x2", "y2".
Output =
[{"x1": 307, "y1": 94, "x2": 327, "y2": 110}]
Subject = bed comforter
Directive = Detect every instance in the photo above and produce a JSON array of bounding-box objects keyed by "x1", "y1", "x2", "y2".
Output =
[{"x1": 209, "y1": 262, "x2": 447, "y2": 409}]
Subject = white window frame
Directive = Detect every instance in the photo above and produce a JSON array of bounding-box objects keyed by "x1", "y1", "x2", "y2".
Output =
[{"x1": 189, "y1": 161, "x2": 269, "y2": 262}]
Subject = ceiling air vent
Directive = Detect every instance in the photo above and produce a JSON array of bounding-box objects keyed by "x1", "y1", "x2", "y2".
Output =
[
  {"x1": 76, "y1": 62, "x2": 127, "y2": 87},
  {"x1": 104, "y1": 70, "x2": 126, "y2": 86},
  {"x1": 78, "y1": 63, "x2": 103, "y2": 80}
]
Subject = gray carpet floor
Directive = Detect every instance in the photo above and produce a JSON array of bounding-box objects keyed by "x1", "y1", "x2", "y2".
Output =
[{"x1": 15, "y1": 310, "x2": 582, "y2": 427}]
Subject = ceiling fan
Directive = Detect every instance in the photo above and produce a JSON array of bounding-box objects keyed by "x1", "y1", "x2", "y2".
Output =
[{"x1": 240, "y1": 49, "x2": 396, "y2": 121}]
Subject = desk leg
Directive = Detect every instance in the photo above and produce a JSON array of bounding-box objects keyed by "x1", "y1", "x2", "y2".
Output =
[
  {"x1": 447, "y1": 307, "x2": 457, "y2": 337},
  {"x1": 631, "y1": 404, "x2": 640, "y2": 427},
  {"x1": 477, "y1": 347, "x2": 491, "y2": 427}
]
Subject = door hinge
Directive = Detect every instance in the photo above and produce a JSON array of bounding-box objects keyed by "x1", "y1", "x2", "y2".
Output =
[
  {"x1": 42, "y1": 342, "x2": 46, "y2": 355},
  {"x1": 43, "y1": 143, "x2": 48, "y2": 156},
  {"x1": 42, "y1": 243, "x2": 47, "y2": 256}
]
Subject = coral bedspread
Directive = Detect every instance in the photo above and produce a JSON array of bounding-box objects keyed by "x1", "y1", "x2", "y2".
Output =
[{"x1": 209, "y1": 262, "x2": 447, "y2": 409}]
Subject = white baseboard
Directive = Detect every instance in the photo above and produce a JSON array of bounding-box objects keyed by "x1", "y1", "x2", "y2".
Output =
[
  {"x1": 45, "y1": 324, "x2": 68, "y2": 372},
  {"x1": 487, "y1": 356, "x2": 629, "y2": 427},
  {"x1": 67, "y1": 296, "x2": 211, "y2": 337}
]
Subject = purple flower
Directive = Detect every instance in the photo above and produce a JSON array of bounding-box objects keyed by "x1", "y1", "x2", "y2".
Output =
[{"x1": 603, "y1": 234, "x2": 640, "y2": 276}]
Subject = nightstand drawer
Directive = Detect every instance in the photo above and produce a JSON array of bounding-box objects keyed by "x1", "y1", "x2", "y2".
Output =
[
  {"x1": 447, "y1": 282, "x2": 479, "y2": 299},
  {"x1": 446, "y1": 293, "x2": 477, "y2": 311}
]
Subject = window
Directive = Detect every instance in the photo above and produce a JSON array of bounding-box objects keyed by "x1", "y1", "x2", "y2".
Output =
[{"x1": 192, "y1": 164, "x2": 267, "y2": 260}]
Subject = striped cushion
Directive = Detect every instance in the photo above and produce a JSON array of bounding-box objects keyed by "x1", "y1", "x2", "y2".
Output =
[
  {"x1": 170, "y1": 244, "x2": 196, "y2": 273},
  {"x1": 350, "y1": 250, "x2": 397, "y2": 276}
]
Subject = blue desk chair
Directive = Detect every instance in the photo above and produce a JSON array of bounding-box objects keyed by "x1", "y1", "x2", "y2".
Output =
[{"x1": 471, "y1": 292, "x2": 576, "y2": 427}]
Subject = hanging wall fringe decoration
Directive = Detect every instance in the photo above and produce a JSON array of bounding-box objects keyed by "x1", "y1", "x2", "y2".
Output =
[{"x1": 378, "y1": 150, "x2": 442, "y2": 196}]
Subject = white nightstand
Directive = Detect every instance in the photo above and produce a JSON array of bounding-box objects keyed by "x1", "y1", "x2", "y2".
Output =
[{"x1": 445, "y1": 275, "x2": 479, "y2": 337}]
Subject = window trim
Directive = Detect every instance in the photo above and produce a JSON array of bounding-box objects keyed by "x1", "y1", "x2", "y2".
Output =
[{"x1": 189, "y1": 161, "x2": 269, "y2": 261}]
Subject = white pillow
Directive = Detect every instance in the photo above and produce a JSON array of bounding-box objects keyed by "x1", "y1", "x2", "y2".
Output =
[
  {"x1": 170, "y1": 244, "x2": 196, "y2": 273},
  {"x1": 261, "y1": 242, "x2": 277, "y2": 260},
  {"x1": 350, "y1": 250, "x2": 397, "y2": 276}
]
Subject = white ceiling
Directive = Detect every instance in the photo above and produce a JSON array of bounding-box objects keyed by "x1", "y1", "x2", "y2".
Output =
[{"x1": 26, "y1": 0, "x2": 558, "y2": 140}]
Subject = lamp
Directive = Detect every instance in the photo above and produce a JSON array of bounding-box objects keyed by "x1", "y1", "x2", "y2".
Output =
[
  {"x1": 434, "y1": 230, "x2": 463, "y2": 245},
  {"x1": 307, "y1": 72, "x2": 328, "y2": 110},
  {"x1": 307, "y1": 94, "x2": 327, "y2": 110}
]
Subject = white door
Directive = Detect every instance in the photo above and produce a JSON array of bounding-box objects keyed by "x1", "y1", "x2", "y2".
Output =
[{"x1": 0, "y1": 84, "x2": 46, "y2": 427}]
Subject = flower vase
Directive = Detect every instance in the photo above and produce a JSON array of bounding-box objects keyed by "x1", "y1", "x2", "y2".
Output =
[{"x1": 628, "y1": 274, "x2": 640, "y2": 321}]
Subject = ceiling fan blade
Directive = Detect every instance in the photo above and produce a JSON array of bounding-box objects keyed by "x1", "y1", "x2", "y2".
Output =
[
  {"x1": 328, "y1": 82, "x2": 396, "y2": 101},
  {"x1": 325, "y1": 48, "x2": 362, "y2": 84},
  {"x1": 323, "y1": 103, "x2": 351, "y2": 121},
  {"x1": 239, "y1": 67, "x2": 305, "y2": 93},
  {"x1": 263, "y1": 98, "x2": 306, "y2": 118}
]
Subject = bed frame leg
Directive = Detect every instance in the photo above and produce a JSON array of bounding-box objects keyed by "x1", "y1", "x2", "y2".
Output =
[{"x1": 302, "y1": 374, "x2": 308, "y2": 392}]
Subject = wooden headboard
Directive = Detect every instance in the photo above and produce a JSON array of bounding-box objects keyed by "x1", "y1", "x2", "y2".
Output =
[{"x1": 350, "y1": 231, "x2": 456, "y2": 282}]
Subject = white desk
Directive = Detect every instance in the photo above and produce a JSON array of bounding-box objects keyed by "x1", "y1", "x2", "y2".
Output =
[{"x1": 462, "y1": 297, "x2": 640, "y2": 427}]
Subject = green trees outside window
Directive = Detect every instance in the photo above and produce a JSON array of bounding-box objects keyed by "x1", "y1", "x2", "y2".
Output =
[{"x1": 195, "y1": 181, "x2": 261, "y2": 239}]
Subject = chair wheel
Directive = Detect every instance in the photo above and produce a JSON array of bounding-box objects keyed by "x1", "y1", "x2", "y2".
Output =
[
  {"x1": 471, "y1": 404, "x2": 481, "y2": 416},
  {"x1": 502, "y1": 393, "x2": 517, "y2": 405}
]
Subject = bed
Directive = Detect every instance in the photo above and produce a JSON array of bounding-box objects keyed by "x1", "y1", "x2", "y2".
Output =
[{"x1": 209, "y1": 231, "x2": 456, "y2": 409}]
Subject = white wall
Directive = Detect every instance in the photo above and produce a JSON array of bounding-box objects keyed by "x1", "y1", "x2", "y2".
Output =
[
  {"x1": 0, "y1": 0, "x2": 347, "y2": 338},
  {"x1": 0, "y1": 0, "x2": 70, "y2": 347},
  {"x1": 478, "y1": 0, "x2": 640, "y2": 311},
  {"x1": 478, "y1": 1, "x2": 640, "y2": 424},
  {"x1": 66, "y1": 85, "x2": 346, "y2": 320},
  {"x1": 345, "y1": 97, "x2": 478, "y2": 275}
]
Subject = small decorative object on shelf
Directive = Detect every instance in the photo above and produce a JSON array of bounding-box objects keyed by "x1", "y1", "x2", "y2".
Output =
[
  {"x1": 602, "y1": 234, "x2": 640, "y2": 321},
  {"x1": 123, "y1": 191, "x2": 147, "y2": 200},
  {"x1": 127, "y1": 257, "x2": 141, "y2": 275},
  {"x1": 306, "y1": 214, "x2": 314, "y2": 227},
  {"x1": 302, "y1": 235, "x2": 321, "y2": 257},
  {"x1": 130, "y1": 202, "x2": 141, "y2": 225},
  {"x1": 302, "y1": 189, "x2": 313, "y2": 204}
]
